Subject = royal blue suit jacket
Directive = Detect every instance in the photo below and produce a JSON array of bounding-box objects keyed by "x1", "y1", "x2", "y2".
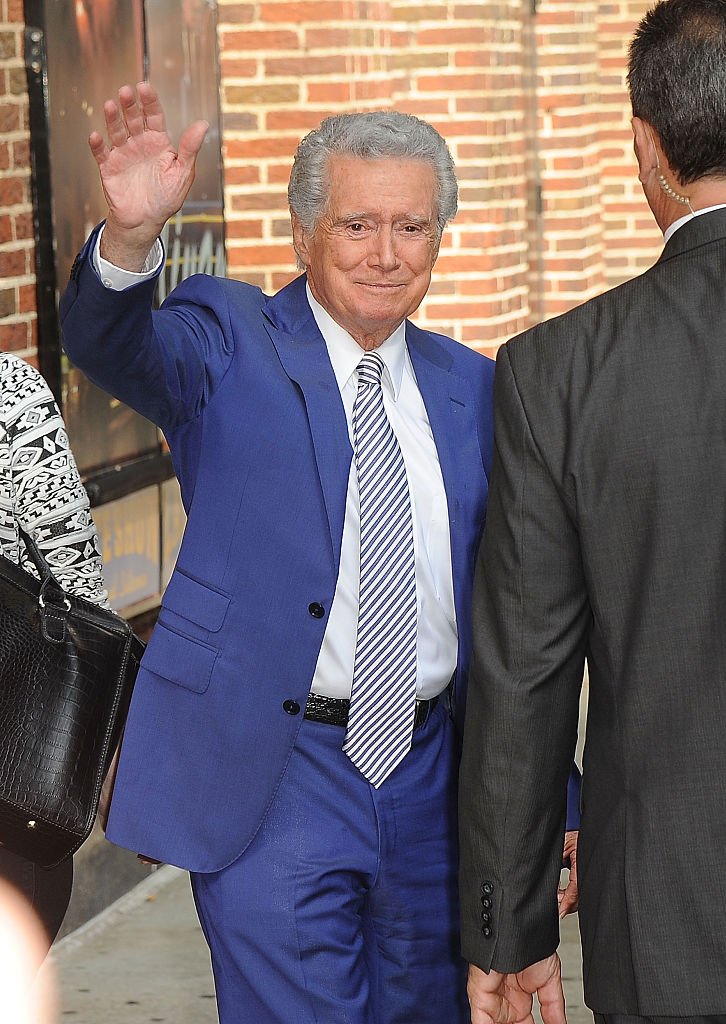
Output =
[{"x1": 62, "y1": 225, "x2": 578, "y2": 872}]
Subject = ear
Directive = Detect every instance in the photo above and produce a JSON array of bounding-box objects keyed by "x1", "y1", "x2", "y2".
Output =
[
  {"x1": 632, "y1": 117, "x2": 659, "y2": 185},
  {"x1": 291, "y1": 211, "x2": 311, "y2": 267}
]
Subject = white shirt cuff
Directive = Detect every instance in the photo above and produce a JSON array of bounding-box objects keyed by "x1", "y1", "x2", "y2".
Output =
[{"x1": 93, "y1": 225, "x2": 164, "y2": 290}]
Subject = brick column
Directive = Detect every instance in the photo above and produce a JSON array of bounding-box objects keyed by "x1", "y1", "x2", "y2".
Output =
[
  {"x1": 218, "y1": 1, "x2": 401, "y2": 294},
  {"x1": 400, "y1": 1, "x2": 531, "y2": 358},
  {"x1": 597, "y1": 0, "x2": 661, "y2": 288},
  {"x1": 534, "y1": 1, "x2": 606, "y2": 319}
]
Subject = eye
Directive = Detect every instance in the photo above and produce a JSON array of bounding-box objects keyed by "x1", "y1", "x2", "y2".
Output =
[{"x1": 347, "y1": 222, "x2": 367, "y2": 233}]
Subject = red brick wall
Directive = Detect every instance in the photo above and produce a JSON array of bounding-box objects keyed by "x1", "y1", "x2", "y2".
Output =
[
  {"x1": 218, "y1": 0, "x2": 657, "y2": 360},
  {"x1": 218, "y1": 0, "x2": 536, "y2": 359},
  {"x1": 596, "y1": 0, "x2": 662, "y2": 286},
  {"x1": 534, "y1": 2, "x2": 606, "y2": 318},
  {"x1": 0, "y1": 0, "x2": 36, "y2": 361},
  {"x1": 2, "y1": 0, "x2": 660, "y2": 366}
]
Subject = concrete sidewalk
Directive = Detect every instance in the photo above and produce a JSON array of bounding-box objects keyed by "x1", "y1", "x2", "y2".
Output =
[
  {"x1": 46, "y1": 866, "x2": 591, "y2": 1023},
  {"x1": 46, "y1": 867, "x2": 217, "y2": 1024}
]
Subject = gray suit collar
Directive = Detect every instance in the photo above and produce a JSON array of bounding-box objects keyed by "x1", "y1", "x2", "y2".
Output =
[{"x1": 658, "y1": 206, "x2": 726, "y2": 265}]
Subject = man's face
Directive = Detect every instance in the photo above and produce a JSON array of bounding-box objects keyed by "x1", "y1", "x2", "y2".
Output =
[{"x1": 292, "y1": 154, "x2": 441, "y2": 350}]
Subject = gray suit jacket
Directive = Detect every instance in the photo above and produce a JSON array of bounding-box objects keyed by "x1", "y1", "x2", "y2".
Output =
[{"x1": 459, "y1": 208, "x2": 726, "y2": 1015}]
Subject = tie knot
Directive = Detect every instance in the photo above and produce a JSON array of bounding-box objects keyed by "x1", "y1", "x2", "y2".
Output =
[{"x1": 356, "y1": 351, "x2": 385, "y2": 389}]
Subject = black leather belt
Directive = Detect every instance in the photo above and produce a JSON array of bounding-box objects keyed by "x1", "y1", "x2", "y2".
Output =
[{"x1": 304, "y1": 692, "x2": 438, "y2": 730}]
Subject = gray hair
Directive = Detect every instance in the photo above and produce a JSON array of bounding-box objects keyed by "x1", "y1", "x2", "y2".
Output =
[{"x1": 288, "y1": 110, "x2": 458, "y2": 250}]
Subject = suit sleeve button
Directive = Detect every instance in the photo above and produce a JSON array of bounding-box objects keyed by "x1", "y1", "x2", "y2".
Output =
[
  {"x1": 308, "y1": 603, "x2": 325, "y2": 618},
  {"x1": 283, "y1": 700, "x2": 301, "y2": 715},
  {"x1": 481, "y1": 882, "x2": 494, "y2": 895},
  {"x1": 482, "y1": 926, "x2": 492, "y2": 938}
]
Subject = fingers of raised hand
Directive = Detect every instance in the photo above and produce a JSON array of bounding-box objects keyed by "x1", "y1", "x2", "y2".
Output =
[
  {"x1": 118, "y1": 84, "x2": 146, "y2": 137},
  {"x1": 178, "y1": 120, "x2": 209, "y2": 167},
  {"x1": 135, "y1": 81, "x2": 167, "y2": 134},
  {"x1": 100, "y1": 83, "x2": 167, "y2": 149},
  {"x1": 103, "y1": 96, "x2": 130, "y2": 149},
  {"x1": 88, "y1": 129, "x2": 109, "y2": 166}
]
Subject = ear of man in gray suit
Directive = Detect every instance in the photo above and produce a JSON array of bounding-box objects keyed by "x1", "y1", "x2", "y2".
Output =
[{"x1": 459, "y1": 1, "x2": 726, "y2": 1021}]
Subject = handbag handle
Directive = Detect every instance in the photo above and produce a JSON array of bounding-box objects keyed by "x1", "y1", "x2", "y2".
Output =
[{"x1": 18, "y1": 527, "x2": 71, "y2": 640}]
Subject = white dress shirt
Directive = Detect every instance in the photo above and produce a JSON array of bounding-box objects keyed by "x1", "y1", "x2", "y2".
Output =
[
  {"x1": 305, "y1": 286, "x2": 457, "y2": 700},
  {"x1": 92, "y1": 234, "x2": 458, "y2": 700}
]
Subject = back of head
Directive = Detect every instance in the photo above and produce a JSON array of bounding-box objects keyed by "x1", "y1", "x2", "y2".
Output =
[
  {"x1": 288, "y1": 110, "x2": 458, "y2": 244},
  {"x1": 628, "y1": 0, "x2": 726, "y2": 184}
]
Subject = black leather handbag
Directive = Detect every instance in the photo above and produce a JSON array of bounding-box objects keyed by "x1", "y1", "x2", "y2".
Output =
[{"x1": 0, "y1": 528, "x2": 144, "y2": 867}]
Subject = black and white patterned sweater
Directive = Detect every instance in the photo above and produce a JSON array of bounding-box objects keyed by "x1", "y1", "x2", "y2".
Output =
[{"x1": 0, "y1": 353, "x2": 108, "y2": 607}]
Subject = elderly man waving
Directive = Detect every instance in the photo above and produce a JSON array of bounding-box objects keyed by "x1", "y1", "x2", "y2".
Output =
[{"x1": 61, "y1": 84, "x2": 497, "y2": 1024}]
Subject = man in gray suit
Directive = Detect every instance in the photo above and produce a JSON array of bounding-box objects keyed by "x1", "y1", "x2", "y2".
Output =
[{"x1": 458, "y1": 1, "x2": 726, "y2": 1021}]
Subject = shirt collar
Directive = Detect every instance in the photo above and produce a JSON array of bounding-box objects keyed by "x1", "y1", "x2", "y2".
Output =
[
  {"x1": 306, "y1": 283, "x2": 407, "y2": 400},
  {"x1": 663, "y1": 203, "x2": 726, "y2": 244}
]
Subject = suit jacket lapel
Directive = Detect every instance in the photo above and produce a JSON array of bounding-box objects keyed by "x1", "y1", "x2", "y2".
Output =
[
  {"x1": 261, "y1": 280, "x2": 483, "y2": 605},
  {"x1": 262, "y1": 276, "x2": 352, "y2": 564},
  {"x1": 406, "y1": 322, "x2": 481, "y2": 635}
]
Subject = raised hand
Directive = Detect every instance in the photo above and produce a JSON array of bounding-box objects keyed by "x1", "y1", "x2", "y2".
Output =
[{"x1": 89, "y1": 82, "x2": 208, "y2": 270}]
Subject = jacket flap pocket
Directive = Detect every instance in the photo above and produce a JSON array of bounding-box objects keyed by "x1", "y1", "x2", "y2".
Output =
[
  {"x1": 161, "y1": 570, "x2": 231, "y2": 633},
  {"x1": 142, "y1": 623, "x2": 217, "y2": 693}
]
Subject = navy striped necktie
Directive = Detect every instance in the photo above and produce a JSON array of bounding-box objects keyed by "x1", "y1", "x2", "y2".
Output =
[{"x1": 342, "y1": 350, "x2": 418, "y2": 787}]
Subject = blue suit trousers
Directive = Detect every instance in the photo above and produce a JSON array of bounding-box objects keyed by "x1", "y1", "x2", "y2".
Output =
[{"x1": 190, "y1": 702, "x2": 468, "y2": 1023}]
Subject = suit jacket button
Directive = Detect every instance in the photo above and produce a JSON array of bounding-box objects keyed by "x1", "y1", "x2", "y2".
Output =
[
  {"x1": 283, "y1": 700, "x2": 301, "y2": 715},
  {"x1": 308, "y1": 602, "x2": 325, "y2": 618}
]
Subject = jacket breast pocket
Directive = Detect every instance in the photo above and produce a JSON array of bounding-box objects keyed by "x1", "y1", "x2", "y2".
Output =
[
  {"x1": 157, "y1": 569, "x2": 231, "y2": 638},
  {"x1": 141, "y1": 622, "x2": 218, "y2": 694}
]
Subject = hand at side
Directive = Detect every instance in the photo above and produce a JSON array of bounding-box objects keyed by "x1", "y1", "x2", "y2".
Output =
[
  {"x1": 467, "y1": 955, "x2": 567, "y2": 1024},
  {"x1": 558, "y1": 829, "x2": 579, "y2": 917}
]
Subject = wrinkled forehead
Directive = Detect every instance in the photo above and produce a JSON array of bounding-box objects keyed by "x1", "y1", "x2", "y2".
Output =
[{"x1": 321, "y1": 154, "x2": 439, "y2": 218}]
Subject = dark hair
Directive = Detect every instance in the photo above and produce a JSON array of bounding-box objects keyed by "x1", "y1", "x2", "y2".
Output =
[
  {"x1": 288, "y1": 110, "x2": 457, "y2": 265},
  {"x1": 628, "y1": 0, "x2": 726, "y2": 183}
]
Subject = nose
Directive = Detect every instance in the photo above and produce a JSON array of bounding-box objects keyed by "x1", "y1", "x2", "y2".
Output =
[{"x1": 368, "y1": 226, "x2": 400, "y2": 271}]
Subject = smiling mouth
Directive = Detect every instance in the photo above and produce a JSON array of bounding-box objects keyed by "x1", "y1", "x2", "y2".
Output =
[{"x1": 357, "y1": 281, "x2": 407, "y2": 288}]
